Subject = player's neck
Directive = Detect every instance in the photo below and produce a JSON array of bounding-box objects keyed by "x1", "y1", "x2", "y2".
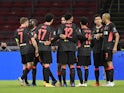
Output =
[
  {"x1": 105, "y1": 20, "x2": 111, "y2": 25},
  {"x1": 81, "y1": 25, "x2": 88, "y2": 29},
  {"x1": 96, "y1": 24, "x2": 102, "y2": 28},
  {"x1": 66, "y1": 20, "x2": 72, "y2": 24},
  {"x1": 44, "y1": 22, "x2": 51, "y2": 26}
]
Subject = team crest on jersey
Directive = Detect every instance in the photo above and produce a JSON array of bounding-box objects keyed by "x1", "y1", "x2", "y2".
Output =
[{"x1": 113, "y1": 27, "x2": 117, "y2": 32}]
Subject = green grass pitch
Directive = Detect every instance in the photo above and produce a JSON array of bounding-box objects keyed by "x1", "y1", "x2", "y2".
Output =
[{"x1": 0, "y1": 80, "x2": 123, "y2": 93}]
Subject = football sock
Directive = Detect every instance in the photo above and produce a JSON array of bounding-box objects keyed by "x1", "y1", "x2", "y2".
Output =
[
  {"x1": 32, "y1": 66, "x2": 36, "y2": 85},
  {"x1": 105, "y1": 69, "x2": 110, "y2": 82},
  {"x1": 62, "y1": 68, "x2": 66, "y2": 84},
  {"x1": 70, "y1": 68, "x2": 75, "y2": 83},
  {"x1": 77, "y1": 67, "x2": 83, "y2": 84},
  {"x1": 109, "y1": 69, "x2": 114, "y2": 82},
  {"x1": 84, "y1": 69, "x2": 89, "y2": 83},
  {"x1": 43, "y1": 67, "x2": 49, "y2": 83},
  {"x1": 58, "y1": 71, "x2": 62, "y2": 83},
  {"x1": 48, "y1": 68, "x2": 56, "y2": 81},
  {"x1": 23, "y1": 69, "x2": 29, "y2": 84},
  {"x1": 95, "y1": 67, "x2": 99, "y2": 83},
  {"x1": 21, "y1": 68, "x2": 30, "y2": 80}
]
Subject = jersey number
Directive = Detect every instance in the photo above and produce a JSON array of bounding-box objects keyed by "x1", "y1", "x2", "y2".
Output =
[
  {"x1": 64, "y1": 27, "x2": 73, "y2": 38},
  {"x1": 18, "y1": 32, "x2": 23, "y2": 43},
  {"x1": 85, "y1": 33, "x2": 91, "y2": 45},
  {"x1": 38, "y1": 29, "x2": 47, "y2": 40}
]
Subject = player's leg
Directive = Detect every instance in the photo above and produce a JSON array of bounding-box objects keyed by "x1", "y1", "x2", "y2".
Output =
[
  {"x1": 18, "y1": 54, "x2": 28, "y2": 86},
  {"x1": 107, "y1": 61, "x2": 114, "y2": 86},
  {"x1": 19, "y1": 62, "x2": 32, "y2": 86},
  {"x1": 76, "y1": 65, "x2": 83, "y2": 87},
  {"x1": 57, "y1": 63, "x2": 62, "y2": 86},
  {"x1": 23, "y1": 64, "x2": 29, "y2": 85},
  {"x1": 61, "y1": 64, "x2": 67, "y2": 87},
  {"x1": 102, "y1": 50, "x2": 110, "y2": 85},
  {"x1": 93, "y1": 53, "x2": 100, "y2": 86},
  {"x1": 43, "y1": 64, "x2": 50, "y2": 83},
  {"x1": 32, "y1": 57, "x2": 38, "y2": 86},
  {"x1": 103, "y1": 50, "x2": 114, "y2": 86},
  {"x1": 76, "y1": 56, "x2": 84, "y2": 87},
  {"x1": 58, "y1": 51, "x2": 67, "y2": 87},
  {"x1": 82, "y1": 56, "x2": 91, "y2": 87},
  {"x1": 94, "y1": 66, "x2": 100, "y2": 86},
  {"x1": 69, "y1": 64, "x2": 75, "y2": 87},
  {"x1": 68, "y1": 51, "x2": 75, "y2": 87},
  {"x1": 22, "y1": 54, "x2": 29, "y2": 85},
  {"x1": 47, "y1": 51, "x2": 57, "y2": 86},
  {"x1": 57, "y1": 51, "x2": 62, "y2": 86},
  {"x1": 83, "y1": 66, "x2": 89, "y2": 87},
  {"x1": 20, "y1": 53, "x2": 34, "y2": 85},
  {"x1": 107, "y1": 50, "x2": 114, "y2": 86},
  {"x1": 43, "y1": 63, "x2": 55, "y2": 87},
  {"x1": 49, "y1": 66, "x2": 57, "y2": 86},
  {"x1": 41, "y1": 51, "x2": 55, "y2": 87}
]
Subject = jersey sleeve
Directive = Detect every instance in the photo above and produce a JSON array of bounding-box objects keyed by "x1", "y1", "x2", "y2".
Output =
[
  {"x1": 35, "y1": 24, "x2": 41, "y2": 35},
  {"x1": 51, "y1": 25, "x2": 63, "y2": 44},
  {"x1": 77, "y1": 29, "x2": 87, "y2": 41},
  {"x1": 110, "y1": 23, "x2": 118, "y2": 33}
]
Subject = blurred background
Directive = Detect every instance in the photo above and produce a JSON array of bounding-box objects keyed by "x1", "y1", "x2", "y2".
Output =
[{"x1": 0, "y1": 0, "x2": 123, "y2": 50}]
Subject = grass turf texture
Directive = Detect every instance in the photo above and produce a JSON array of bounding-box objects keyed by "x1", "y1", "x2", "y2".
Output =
[{"x1": 0, "y1": 80, "x2": 123, "y2": 93}]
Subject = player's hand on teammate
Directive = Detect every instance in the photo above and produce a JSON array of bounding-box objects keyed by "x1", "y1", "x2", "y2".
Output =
[
  {"x1": 113, "y1": 46, "x2": 117, "y2": 54},
  {"x1": 60, "y1": 34, "x2": 66, "y2": 39},
  {"x1": 88, "y1": 35, "x2": 92, "y2": 41},
  {"x1": 44, "y1": 41, "x2": 51, "y2": 46},
  {"x1": 95, "y1": 33, "x2": 103, "y2": 40}
]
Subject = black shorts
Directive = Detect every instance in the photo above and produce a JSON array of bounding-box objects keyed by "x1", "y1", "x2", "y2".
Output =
[
  {"x1": 21, "y1": 54, "x2": 27, "y2": 64},
  {"x1": 26, "y1": 53, "x2": 35, "y2": 62},
  {"x1": 103, "y1": 50, "x2": 113, "y2": 63},
  {"x1": 77, "y1": 56, "x2": 91, "y2": 66},
  {"x1": 39, "y1": 51, "x2": 52, "y2": 64},
  {"x1": 93, "y1": 53, "x2": 104, "y2": 67},
  {"x1": 57, "y1": 51, "x2": 76, "y2": 65}
]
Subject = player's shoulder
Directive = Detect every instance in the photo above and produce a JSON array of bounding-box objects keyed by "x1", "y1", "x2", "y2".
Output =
[
  {"x1": 109, "y1": 22, "x2": 116, "y2": 28},
  {"x1": 48, "y1": 26, "x2": 56, "y2": 32},
  {"x1": 57, "y1": 24, "x2": 65, "y2": 29},
  {"x1": 82, "y1": 27, "x2": 91, "y2": 32},
  {"x1": 72, "y1": 23, "x2": 78, "y2": 28}
]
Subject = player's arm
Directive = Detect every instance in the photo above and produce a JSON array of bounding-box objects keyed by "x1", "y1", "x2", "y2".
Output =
[
  {"x1": 112, "y1": 25, "x2": 120, "y2": 53},
  {"x1": 51, "y1": 27, "x2": 61, "y2": 44},
  {"x1": 31, "y1": 37, "x2": 39, "y2": 57},
  {"x1": 34, "y1": 34, "x2": 37, "y2": 39},
  {"x1": 113, "y1": 32, "x2": 120, "y2": 53},
  {"x1": 14, "y1": 32, "x2": 20, "y2": 48},
  {"x1": 15, "y1": 38, "x2": 20, "y2": 47},
  {"x1": 77, "y1": 29, "x2": 88, "y2": 41}
]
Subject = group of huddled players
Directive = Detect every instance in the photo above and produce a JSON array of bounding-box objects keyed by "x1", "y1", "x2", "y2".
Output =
[{"x1": 15, "y1": 13, "x2": 120, "y2": 87}]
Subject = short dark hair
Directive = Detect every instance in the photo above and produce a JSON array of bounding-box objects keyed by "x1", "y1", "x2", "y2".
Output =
[
  {"x1": 64, "y1": 13, "x2": 72, "y2": 20},
  {"x1": 45, "y1": 13, "x2": 54, "y2": 22},
  {"x1": 94, "y1": 14, "x2": 101, "y2": 19},
  {"x1": 29, "y1": 19, "x2": 38, "y2": 26},
  {"x1": 20, "y1": 17, "x2": 28, "y2": 24},
  {"x1": 80, "y1": 16, "x2": 88, "y2": 25}
]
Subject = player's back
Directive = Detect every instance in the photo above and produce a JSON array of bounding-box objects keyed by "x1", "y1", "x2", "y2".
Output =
[
  {"x1": 78, "y1": 27, "x2": 92, "y2": 56},
  {"x1": 57, "y1": 23, "x2": 78, "y2": 51},
  {"x1": 35, "y1": 24, "x2": 53, "y2": 51},
  {"x1": 15, "y1": 26, "x2": 29, "y2": 55}
]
